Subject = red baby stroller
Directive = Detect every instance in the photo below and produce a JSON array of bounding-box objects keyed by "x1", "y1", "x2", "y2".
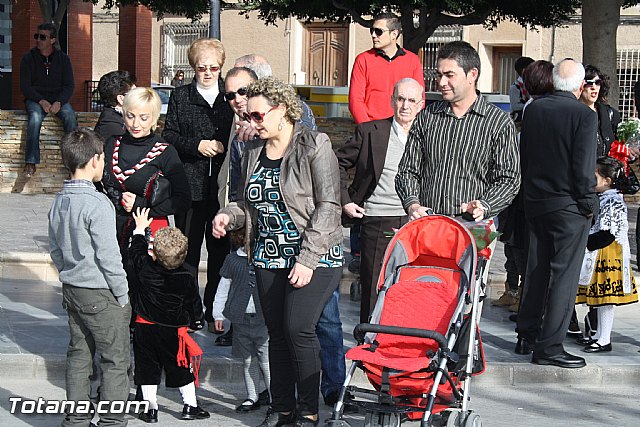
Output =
[{"x1": 328, "y1": 215, "x2": 490, "y2": 427}]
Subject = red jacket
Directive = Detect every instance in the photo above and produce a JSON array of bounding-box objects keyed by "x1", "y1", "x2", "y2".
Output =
[{"x1": 348, "y1": 47, "x2": 425, "y2": 124}]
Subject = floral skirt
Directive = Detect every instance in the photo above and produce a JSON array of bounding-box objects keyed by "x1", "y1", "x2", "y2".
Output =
[{"x1": 576, "y1": 241, "x2": 639, "y2": 307}]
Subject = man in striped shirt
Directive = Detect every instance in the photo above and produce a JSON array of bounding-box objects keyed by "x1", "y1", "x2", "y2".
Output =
[{"x1": 395, "y1": 41, "x2": 520, "y2": 222}]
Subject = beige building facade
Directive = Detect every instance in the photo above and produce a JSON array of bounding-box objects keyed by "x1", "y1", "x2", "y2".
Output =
[{"x1": 92, "y1": 4, "x2": 640, "y2": 117}]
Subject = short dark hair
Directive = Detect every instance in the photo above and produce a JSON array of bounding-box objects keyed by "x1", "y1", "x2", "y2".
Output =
[
  {"x1": 514, "y1": 56, "x2": 534, "y2": 76},
  {"x1": 37, "y1": 23, "x2": 57, "y2": 39},
  {"x1": 373, "y1": 12, "x2": 402, "y2": 33},
  {"x1": 225, "y1": 66, "x2": 258, "y2": 82},
  {"x1": 596, "y1": 156, "x2": 629, "y2": 192},
  {"x1": 229, "y1": 228, "x2": 245, "y2": 251},
  {"x1": 523, "y1": 60, "x2": 554, "y2": 97},
  {"x1": 153, "y1": 227, "x2": 188, "y2": 269},
  {"x1": 437, "y1": 41, "x2": 481, "y2": 80},
  {"x1": 61, "y1": 128, "x2": 104, "y2": 173},
  {"x1": 98, "y1": 70, "x2": 136, "y2": 107}
]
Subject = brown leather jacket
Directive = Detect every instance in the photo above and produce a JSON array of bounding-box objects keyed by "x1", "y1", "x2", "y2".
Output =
[{"x1": 219, "y1": 124, "x2": 343, "y2": 270}]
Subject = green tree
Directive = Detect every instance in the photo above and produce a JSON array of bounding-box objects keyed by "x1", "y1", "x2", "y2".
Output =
[
  {"x1": 582, "y1": 0, "x2": 640, "y2": 112},
  {"x1": 239, "y1": 0, "x2": 582, "y2": 54}
]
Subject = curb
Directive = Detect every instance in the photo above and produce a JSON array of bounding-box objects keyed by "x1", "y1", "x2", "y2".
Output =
[{"x1": 3, "y1": 353, "x2": 640, "y2": 387}]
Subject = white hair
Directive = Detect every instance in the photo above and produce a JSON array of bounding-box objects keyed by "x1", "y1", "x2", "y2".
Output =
[
  {"x1": 553, "y1": 59, "x2": 585, "y2": 92},
  {"x1": 235, "y1": 54, "x2": 273, "y2": 79}
]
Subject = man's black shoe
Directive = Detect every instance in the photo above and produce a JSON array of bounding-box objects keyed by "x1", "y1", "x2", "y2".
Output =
[
  {"x1": 138, "y1": 409, "x2": 158, "y2": 423},
  {"x1": 258, "y1": 389, "x2": 271, "y2": 406},
  {"x1": 181, "y1": 404, "x2": 210, "y2": 420},
  {"x1": 514, "y1": 337, "x2": 534, "y2": 355},
  {"x1": 215, "y1": 330, "x2": 232, "y2": 346},
  {"x1": 256, "y1": 407, "x2": 296, "y2": 427},
  {"x1": 531, "y1": 351, "x2": 586, "y2": 368},
  {"x1": 324, "y1": 390, "x2": 358, "y2": 414}
]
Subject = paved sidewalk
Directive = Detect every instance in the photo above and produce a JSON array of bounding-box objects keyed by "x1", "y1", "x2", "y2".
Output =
[{"x1": 1, "y1": 194, "x2": 640, "y2": 389}]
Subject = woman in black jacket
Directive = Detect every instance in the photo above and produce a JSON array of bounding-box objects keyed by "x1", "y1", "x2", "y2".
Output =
[
  {"x1": 580, "y1": 65, "x2": 621, "y2": 157},
  {"x1": 101, "y1": 87, "x2": 191, "y2": 262},
  {"x1": 162, "y1": 38, "x2": 234, "y2": 333}
]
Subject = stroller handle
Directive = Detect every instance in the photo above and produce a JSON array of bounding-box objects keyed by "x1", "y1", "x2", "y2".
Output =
[{"x1": 353, "y1": 323, "x2": 449, "y2": 351}]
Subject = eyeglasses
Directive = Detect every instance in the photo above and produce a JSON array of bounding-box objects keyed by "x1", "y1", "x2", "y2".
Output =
[
  {"x1": 370, "y1": 27, "x2": 390, "y2": 37},
  {"x1": 196, "y1": 65, "x2": 220, "y2": 73},
  {"x1": 242, "y1": 105, "x2": 279, "y2": 123},
  {"x1": 33, "y1": 33, "x2": 51, "y2": 41},
  {"x1": 224, "y1": 87, "x2": 248, "y2": 101},
  {"x1": 585, "y1": 79, "x2": 602, "y2": 87}
]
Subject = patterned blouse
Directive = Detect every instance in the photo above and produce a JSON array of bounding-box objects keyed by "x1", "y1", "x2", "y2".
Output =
[{"x1": 247, "y1": 148, "x2": 342, "y2": 269}]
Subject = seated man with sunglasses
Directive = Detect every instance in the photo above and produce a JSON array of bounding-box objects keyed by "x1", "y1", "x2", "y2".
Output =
[
  {"x1": 348, "y1": 12, "x2": 424, "y2": 125},
  {"x1": 20, "y1": 22, "x2": 77, "y2": 178}
]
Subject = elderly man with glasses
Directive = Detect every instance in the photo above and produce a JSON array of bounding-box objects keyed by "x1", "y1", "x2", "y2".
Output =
[{"x1": 20, "y1": 22, "x2": 77, "y2": 178}]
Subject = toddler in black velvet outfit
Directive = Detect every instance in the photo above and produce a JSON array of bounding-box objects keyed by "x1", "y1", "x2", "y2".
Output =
[{"x1": 129, "y1": 207, "x2": 209, "y2": 423}]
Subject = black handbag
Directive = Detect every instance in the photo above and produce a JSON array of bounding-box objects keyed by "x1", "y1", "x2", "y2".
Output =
[{"x1": 144, "y1": 172, "x2": 172, "y2": 206}]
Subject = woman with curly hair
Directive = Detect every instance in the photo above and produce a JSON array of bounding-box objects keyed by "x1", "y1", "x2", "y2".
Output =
[
  {"x1": 212, "y1": 77, "x2": 343, "y2": 427},
  {"x1": 580, "y1": 64, "x2": 621, "y2": 157}
]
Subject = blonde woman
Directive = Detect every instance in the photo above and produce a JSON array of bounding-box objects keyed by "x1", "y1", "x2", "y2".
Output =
[
  {"x1": 101, "y1": 86, "x2": 191, "y2": 262},
  {"x1": 213, "y1": 77, "x2": 343, "y2": 427}
]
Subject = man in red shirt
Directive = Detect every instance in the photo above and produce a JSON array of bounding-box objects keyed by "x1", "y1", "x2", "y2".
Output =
[{"x1": 348, "y1": 13, "x2": 425, "y2": 124}]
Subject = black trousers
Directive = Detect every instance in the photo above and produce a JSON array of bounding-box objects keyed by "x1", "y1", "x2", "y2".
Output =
[
  {"x1": 256, "y1": 267, "x2": 341, "y2": 416},
  {"x1": 175, "y1": 198, "x2": 230, "y2": 322},
  {"x1": 359, "y1": 215, "x2": 407, "y2": 324},
  {"x1": 133, "y1": 323, "x2": 194, "y2": 388},
  {"x1": 517, "y1": 207, "x2": 591, "y2": 358}
]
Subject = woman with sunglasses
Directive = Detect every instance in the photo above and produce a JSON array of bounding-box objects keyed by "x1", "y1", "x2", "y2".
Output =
[
  {"x1": 580, "y1": 64, "x2": 621, "y2": 157},
  {"x1": 212, "y1": 77, "x2": 343, "y2": 427},
  {"x1": 162, "y1": 38, "x2": 234, "y2": 333}
]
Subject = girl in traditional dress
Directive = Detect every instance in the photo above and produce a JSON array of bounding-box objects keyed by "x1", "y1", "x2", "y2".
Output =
[{"x1": 576, "y1": 157, "x2": 638, "y2": 352}]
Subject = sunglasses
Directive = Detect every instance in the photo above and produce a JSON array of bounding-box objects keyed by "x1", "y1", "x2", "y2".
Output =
[
  {"x1": 370, "y1": 27, "x2": 390, "y2": 37},
  {"x1": 196, "y1": 65, "x2": 220, "y2": 73},
  {"x1": 585, "y1": 79, "x2": 602, "y2": 87},
  {"x1": 33, "y1": 33, "x2": 51, "y2": 41},
  {"x1": 242, "y1": 105, "x2": 279, "y2": 123},
  {"x1": 224, "y1": 87, "x2": 248, "y2": 101}
]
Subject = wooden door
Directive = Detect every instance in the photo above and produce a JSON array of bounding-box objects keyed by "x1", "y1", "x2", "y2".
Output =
[
  {"x1": 305, "y1": 25, "x2": 348, "y2": 86},
  {"x1": 492, "y1": 46, "x2": 522, "y2": 94}
]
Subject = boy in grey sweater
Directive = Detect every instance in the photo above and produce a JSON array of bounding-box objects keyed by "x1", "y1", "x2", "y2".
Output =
[{"x1": 49, "y1": 128, "x2": 131, "y2": 427}]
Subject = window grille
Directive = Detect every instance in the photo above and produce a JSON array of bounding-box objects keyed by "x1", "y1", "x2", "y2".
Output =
[
  {"x1": 617, "y1": 48, "x2": 640, "y2": 118},
  {"x1": 160, "y1": 22, "x2": 209, "y2": 84},
  {"x1": 422, "y1": 26, "x2": 463, "y2": 92}
]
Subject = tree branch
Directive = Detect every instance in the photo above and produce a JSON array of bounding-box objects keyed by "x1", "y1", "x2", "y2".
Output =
[
  {"x1": 332, "y1": 0, "x2": 371, "y2": 27},
  {"x1": 437, "y1": 9, "x2": 492, "y2": 26}
]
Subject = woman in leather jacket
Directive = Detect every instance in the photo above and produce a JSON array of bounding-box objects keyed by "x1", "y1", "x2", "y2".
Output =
[{"x1": 212, "y1": 77, "x2": 342, "y2": 427}]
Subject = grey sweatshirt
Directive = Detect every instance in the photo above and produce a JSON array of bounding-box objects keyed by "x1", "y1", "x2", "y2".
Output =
[{"x1": 48, "y1": 180, "x2": 129, "y2": 305}]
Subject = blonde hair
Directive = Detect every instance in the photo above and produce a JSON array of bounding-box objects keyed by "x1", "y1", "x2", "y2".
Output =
[
  {"x1": 188, "y1": 38, "x2": 226, "y2": 69},
  {"x1": 246, "y1": 77, "x2": 302, "y2": 123},
  {"x1": 153, "y1": 227, "x2": 188, "y2": 270},
  {"x1": 122, "y1": 87, "x2": 161, "y2": 130}
]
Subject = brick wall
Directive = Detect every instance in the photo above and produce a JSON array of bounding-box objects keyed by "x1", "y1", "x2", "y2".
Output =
[{"x1": 0, "y1": 110, "x2": 357, "y2": 194}]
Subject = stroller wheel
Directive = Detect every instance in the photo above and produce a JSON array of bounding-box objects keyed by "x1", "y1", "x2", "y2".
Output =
[
  {"x1": 445, "y1": 411, "x2": 482, "y2": 427},
  {"x1": 364, "y1": 411, "x2": 402, "y2": 427}
]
